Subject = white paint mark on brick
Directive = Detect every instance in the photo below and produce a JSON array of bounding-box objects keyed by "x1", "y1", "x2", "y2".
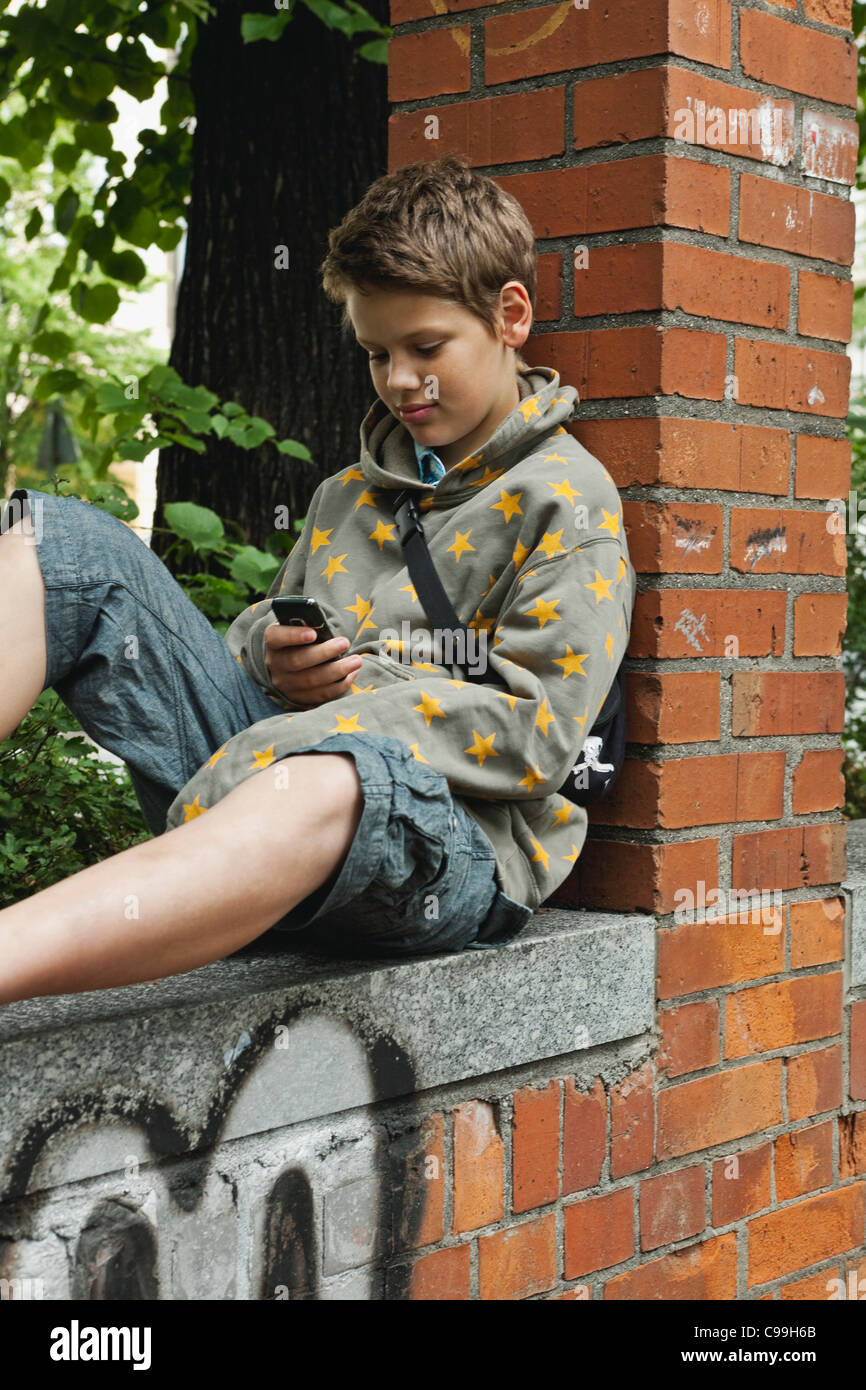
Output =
[
  {"x1": 743, "y1": 528, "x2": 786, "y2": 570},
  {"x1": 808, "y1": 384, "x2": 826, "y2": 406},
  {"x1": 673, "y1": 608, "x2": 709, "y2": 651},
  {"x1": 802, "y1": 109, "x2": 858, "y2": 184}
]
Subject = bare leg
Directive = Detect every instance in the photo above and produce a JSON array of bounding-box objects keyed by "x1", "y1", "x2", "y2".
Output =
[
  {"x1": 0, "y1": 752, "x2": 364, "y2": 1004},
  {"x1": 0, "y1": 515, "x2": 47, "y2": 739}
]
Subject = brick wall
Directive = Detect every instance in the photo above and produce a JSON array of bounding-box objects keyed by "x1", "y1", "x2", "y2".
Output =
[{"x1": 386, "y1": 0, "x2": 866, "y2": 1296}]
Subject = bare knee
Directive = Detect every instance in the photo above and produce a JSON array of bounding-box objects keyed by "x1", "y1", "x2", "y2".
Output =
[{"x1": 288, "y1": 751, "x2": 364, "y2": 830}]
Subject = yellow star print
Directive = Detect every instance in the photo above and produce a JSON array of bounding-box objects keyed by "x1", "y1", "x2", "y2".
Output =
[
  {"x1": 208, "y1": 744, "x2": 228, "y2": 769},
  {"x1": 447, "y1": 530, "x2": 475, "y2": 561},
  {"x1": 465, "y1": 730, "x2": 498, "y2": 766},
  {"x1": 470, "y1": 464, "x2": 505, "y2": 488},
  {"x1": 519, "y1": 395, "x2": 541, "y2": 421},
  {"x1": 345, "y1": 593, "x2": 373, "y2": 623},
  {"x1": 369, "y1": 519, "x2": 396, "y2": 550},
  {"x1": 408, "y1": 743, "x2": 429, "y2": 763},
  {"x1": 321, "y1": 553, "x2": 348, "y2": 582},
  {"x1": 586, "y1": 569, "x2": 614, "y2": 603},
  {"x1": 535, "y1": 700, "x2": 555, "y2": 735},
  {"x1": 554, "y1": 645, "x2": 589, "y2": 678},
  {"x1": 248, "y1": 745, "x2": 275, "y2": 771},
  {"x1": 491, "y1": 489, "x2": 523, "y2": 523},
  {"x1": 573, "y1": 703, "x2": 589, "y2": 732},
  {"x1": 340, "y1": 467, "x2": 364, "y2": 484},
  {"x1": 513, "y1": 539, "x2": 530, "y2": 570},
  {"x1": 553, "y1": 800, "x2": 574, "y2": 824},
  {"x1": 548, "y1": 479, "x2": 582, "y2": 504},
  {"x1": 310, "y1": 526, "x2": 332, "y2": 553},
  {"x1": 529, "y1": 837, "x2": 550, "y2": 871},
  {"x1": 495, "y1": 690, "x2": 518, "y2": 711},
  {"x1": 525, "y1": 596, "x2": 562, "y2": 629},
  {"x1": 536, "y1": 530, "x2": 566, "y2": 560},
  {"x1": 605, "y1": 632, "x2": 615, "y2": 660},
  {"x1": 399, "y1": 583, "x2": 418, "y2": 603},
  {"x1": 353, "y1": 489, "x2": 379, "y2": 511},
  {"x1": 331, "y1": 712, "x2": 367, "y2": 733},
  {"x1": 182, "y1": 794, "x2": 207, "y2": 822},
  {"x1": 519, "y1": 762, "x2": 545, "y2": 793},
  {"x1": 598, "y1": 508, "x2": 620, "y2": 537},
  {"x1": 413, "y1": 691, "x2": 446, "y2": 727},
  {"x1": 563, "y1": 844, "x2": 581, "y2": 865}
]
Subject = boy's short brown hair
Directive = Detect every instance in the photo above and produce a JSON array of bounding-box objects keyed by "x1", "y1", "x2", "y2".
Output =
[{"x1": 319, "y1": 154, "x2": 536, "y2": 367}]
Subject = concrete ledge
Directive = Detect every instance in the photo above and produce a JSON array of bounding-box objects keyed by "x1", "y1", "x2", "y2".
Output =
[
  {"x1": 0, "y1": 906, "x2": 654, "y2": 1203},
  {"x1": 842, "y1": 818, "x2": 866, "y2": 990}
]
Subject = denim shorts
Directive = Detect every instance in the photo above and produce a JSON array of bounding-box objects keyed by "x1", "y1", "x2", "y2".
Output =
[{"x1": 4, "y1": 488, "x2": 532, "y2": 957}]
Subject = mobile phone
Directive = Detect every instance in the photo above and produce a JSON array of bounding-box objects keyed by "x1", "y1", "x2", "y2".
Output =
[{"x1": 272, "y1": 596, "x2": 335, "y2": 644}]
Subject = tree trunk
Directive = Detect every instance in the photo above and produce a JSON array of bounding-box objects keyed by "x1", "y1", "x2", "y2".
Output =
[{"x1": 153, "y1": 0, "x2": 388, "y2": 562}]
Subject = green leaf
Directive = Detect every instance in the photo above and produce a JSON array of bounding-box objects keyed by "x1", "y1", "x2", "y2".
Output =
[
  {"x1": 95, "y1": 382, "x2": 133, "y2": 413},
  {"x1": 24, "y1": 208, "x2": 43, "y2": 240},
  {"x1": 52, "y1": 142, "x2": 81, "y2": 174},
  {"x1": 160, "y1": 430, "x2": 207, "y2": 453},
  {"x1": 74, "y1": 122, "x2": 113, "y2": 157},
  {"x1": 358, "y1": 37, "x2": 389, "y2": 62},
  {"x1": 229, "y1": 545, "x2": 281, "y2": 589},
  {"x1": 163, "y1": 501, "x2": 225, "y2": 549},
  {"x1": 82, "y1": 220, "x2": 114, "y2": 262},
  {"x1": 76, "y1": 282, "x2": 121, "y2": 324},
  {"x1": 120, "y1": 436, "x2": 159, "y2": 462},
  {"x1": 21, "y1": 102, "x2": 56, "y2": 143},
  {"x1": 118, "y1": 206, "x2": 158, "y2": 248},
  {"x1": 240, "y1": 10, "x2": 294, "y2": 42},
  {"x1": 220, "y1": 401, "x2": 246, "y2": 417},
  {"x1": 70, "y1": 61, "x2": 116, "y2": 104},
  {"x1": 34, "y1": 369, "x2": 82, "y2": 401},
  {"x1": 275, "y1": 437, "x2": 313, "y2": 460},
  {"x1": 103, "y1": 249, "x2": 147, "y2": 284},
  {"x1": 211, "y1": 413, "x2": 229, "y2": 438},
  {"x1": 85, "y1": 482, "x2": 140, "y2": 521},
  {"x1": 55, "y1": 186, "x2": 80, "y2": 235},
  {"x1": 32, "y1": 330, "x2": 74, "y2": 358},
  {"x1": 155, "y1": 222, "x2": 184, "y2": 252}
]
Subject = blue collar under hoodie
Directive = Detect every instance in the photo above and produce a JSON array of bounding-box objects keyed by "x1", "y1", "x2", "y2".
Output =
[{"x1": 164, "y1": 365, "x2": 637, "y2": 929}]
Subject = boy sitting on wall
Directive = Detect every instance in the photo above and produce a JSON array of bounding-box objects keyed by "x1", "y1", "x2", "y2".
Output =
[{"x1": 0, "y1": 154, "x2": 635, "y2": 1003}]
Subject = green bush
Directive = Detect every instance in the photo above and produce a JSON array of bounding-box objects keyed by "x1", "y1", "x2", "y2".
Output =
[{"x1": 0, "y1": 692, "x2": 149, "y2": 905}]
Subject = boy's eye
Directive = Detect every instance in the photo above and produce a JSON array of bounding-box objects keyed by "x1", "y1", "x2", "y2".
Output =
[{"x1": 368, "y1": 344, "x2": 442, "y2": 363}]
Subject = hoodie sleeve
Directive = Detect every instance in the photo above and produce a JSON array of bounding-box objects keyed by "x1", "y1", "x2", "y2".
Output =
[
  {"x1": 224, "y1": 479, "x2": 328, "y2": 708},
  {"x1": 166, "y1": 530, "x2": 634, "y2": 830}
]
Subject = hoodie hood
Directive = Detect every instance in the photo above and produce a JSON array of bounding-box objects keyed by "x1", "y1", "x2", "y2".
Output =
[{"x1": 358, "y1": 365, "x2": 579, "y2": 506}]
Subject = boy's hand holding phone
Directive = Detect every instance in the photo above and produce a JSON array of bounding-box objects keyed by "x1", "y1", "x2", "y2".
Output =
[{"x1": 264, "y1": 596, "x2": 363, "y2": 706}]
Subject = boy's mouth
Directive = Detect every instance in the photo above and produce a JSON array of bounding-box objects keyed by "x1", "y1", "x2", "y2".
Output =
[{"x1": 398, "y1": 403, "x2": 437, "y2": 421}]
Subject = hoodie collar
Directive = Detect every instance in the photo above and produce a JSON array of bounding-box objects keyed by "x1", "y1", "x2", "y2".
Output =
[{"x1": 358, "y1": 365, "x2": 579, "y2": 504}]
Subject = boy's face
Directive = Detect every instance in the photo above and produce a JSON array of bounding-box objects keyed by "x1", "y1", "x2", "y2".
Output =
[{"x1": 346, "y1": 282, "x2": 532, "y2": 471}]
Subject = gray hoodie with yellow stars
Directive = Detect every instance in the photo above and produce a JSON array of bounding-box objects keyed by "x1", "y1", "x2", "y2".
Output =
[{"x1": 165, "y1": 365, "x2": 637, "y2": 914}]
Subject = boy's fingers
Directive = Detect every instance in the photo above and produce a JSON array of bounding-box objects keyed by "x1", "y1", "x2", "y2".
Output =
[
  {"x1": 300, "y1": 669, "x2": 359, "y2": 706},
  {"x1": 264, "y1": 621, "x2": 319, "y2": 648}
]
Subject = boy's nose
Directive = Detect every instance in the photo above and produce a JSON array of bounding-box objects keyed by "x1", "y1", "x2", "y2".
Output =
[{"x1": 386, "y1": 360, "x2": 423, "y2": 391}]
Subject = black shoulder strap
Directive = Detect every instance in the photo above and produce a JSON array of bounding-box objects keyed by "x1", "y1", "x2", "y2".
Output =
[{"x1": 390, "y1": 489, "x2": 492, "y2": 687}]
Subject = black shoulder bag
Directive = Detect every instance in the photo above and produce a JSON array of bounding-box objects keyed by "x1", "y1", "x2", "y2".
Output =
[{"x1": 390, "y1": 488, "x2": 626, "y2": 807}]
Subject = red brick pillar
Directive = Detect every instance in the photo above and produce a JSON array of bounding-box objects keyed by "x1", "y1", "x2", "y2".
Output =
[{"x1": 389, "y1": 2, "x2": 866, "y2": 1295}]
